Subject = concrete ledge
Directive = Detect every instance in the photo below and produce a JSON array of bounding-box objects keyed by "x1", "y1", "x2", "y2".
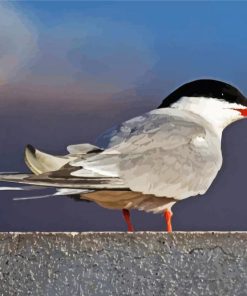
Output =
[{"x1": 1, "y1": 232, "x2": 247, "y2": 295}]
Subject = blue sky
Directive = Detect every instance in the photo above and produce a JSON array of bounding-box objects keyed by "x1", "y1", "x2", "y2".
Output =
[{"x1": 2, "y1": 1, "x2": 247, "y2": 97}]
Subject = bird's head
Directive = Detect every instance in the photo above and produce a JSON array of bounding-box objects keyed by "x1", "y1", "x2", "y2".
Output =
[{"x1": 158, "y1": 79, "x2": 247, "y2": 133}]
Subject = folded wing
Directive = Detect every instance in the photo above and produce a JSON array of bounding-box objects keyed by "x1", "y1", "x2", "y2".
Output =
[
  {"x1": 71, "y1": 109, "x2": 222, "y2": 199},
  {"x1": 0, "y1": 109, "x2": 221, "y2": 201}
]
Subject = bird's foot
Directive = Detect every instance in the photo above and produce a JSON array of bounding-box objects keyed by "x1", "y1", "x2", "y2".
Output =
[
  {"x1": 164, "y1": 209, "x2": 173, "y2": 232},
  {"x1": 122, "y1": 209, "x2": 134, "y2": 232}
]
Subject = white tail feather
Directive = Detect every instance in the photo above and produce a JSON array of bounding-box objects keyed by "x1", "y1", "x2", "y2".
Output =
[
  {"x1": 13, "y1": 194, "x2": 55, "y2": 201},
  {"x1": 13, "y1": 188, "x2": 92, "y2": 201}
]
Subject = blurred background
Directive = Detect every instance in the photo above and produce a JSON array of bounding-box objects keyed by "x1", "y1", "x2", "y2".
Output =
[{"x1": 1, "y1": 1, "x2": 247, "y2": 231}]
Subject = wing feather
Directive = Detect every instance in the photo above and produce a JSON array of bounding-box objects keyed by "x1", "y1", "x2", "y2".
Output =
[
  {"x1": 0, "y1": 173, "x2": 127, "y2": 189},
  {"x1": 1, "y1": 109, "x2": 222, "y2": 201},
  {"x1": 71, "y1": 109, "x2": 222, "y2": 199}
]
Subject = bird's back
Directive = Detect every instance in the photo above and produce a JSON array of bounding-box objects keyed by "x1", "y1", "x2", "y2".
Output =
[{"x1": 79, "y1": 108, "x2": 223, "y2": 199}]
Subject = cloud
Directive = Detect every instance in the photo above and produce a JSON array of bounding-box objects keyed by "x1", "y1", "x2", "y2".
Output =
[
  {"x1": 25, "y1": 16, "x2": 156, "y2": 93},
  {"x1": 0, "y1": 2, "x2": 37, "y2": 85}
]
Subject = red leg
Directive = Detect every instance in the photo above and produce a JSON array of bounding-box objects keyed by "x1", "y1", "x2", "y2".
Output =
[
  {"x1": 122, "y1": 209, "x2": 134, "y2": 232},
  {"x1": 164, "y1": 209, "x2": 173, "y2": 232}
]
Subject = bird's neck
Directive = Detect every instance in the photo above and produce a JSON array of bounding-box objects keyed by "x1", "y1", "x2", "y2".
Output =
[{"x1": 170, "y1": 96, "x2": 242, "y2": 137}]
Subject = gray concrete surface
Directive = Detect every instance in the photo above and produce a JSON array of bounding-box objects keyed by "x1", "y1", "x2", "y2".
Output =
[{"x1": 0, "y1": 232, "x2": 247, "y2": 296}]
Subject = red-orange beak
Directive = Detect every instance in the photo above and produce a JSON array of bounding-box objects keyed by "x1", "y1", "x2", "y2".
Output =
[{"x1": 234, "y1": 108, "x2": 247, "y2": 117}]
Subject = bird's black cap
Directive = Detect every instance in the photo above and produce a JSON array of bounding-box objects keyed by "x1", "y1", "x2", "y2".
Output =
[{"x1": 158, "y1": 79, "x2": 247, "y2": 108}]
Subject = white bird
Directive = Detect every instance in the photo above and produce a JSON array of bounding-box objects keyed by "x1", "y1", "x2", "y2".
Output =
[{"x1": 1, "y1": 79, "x2": 247, "y2": 232}]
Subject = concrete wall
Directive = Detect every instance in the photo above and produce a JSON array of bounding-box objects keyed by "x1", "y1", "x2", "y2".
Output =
[{"x1": 0, "y1": 232, "x2": 247, "y2": 296}]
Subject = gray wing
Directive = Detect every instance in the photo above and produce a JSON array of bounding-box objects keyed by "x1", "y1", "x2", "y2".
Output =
[
  {"x1": 72, "y1": 109, "x2": 222, "y2": 199},
  {"x1": 0, "y1": 173, "x2": 127, "y2": 189},
  {"x1": 0, "y1": 143, "x2": 125, "y2": 190}
]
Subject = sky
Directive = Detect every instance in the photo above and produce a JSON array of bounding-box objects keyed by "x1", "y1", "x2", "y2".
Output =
[{"x1": 1, "y1": 1, "x2": 247, "y2": 231}]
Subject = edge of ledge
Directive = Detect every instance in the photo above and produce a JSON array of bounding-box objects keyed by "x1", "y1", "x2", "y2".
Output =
[{"x1": 0, "y1": 231, "x2": 247, "y2": 235}]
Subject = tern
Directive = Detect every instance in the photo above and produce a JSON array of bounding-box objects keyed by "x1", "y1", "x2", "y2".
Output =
[{"x1": 1, "y1": 79, "x2": 247, "y2": 232}]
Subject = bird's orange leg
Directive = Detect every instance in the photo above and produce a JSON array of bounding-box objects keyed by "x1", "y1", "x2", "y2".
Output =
[
  {"x1": 164, "y1": 209, "x2": 173, "y2": 232},
  {"x1": 122, "y1": 209, "x2": 134, "y2": 232}
]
